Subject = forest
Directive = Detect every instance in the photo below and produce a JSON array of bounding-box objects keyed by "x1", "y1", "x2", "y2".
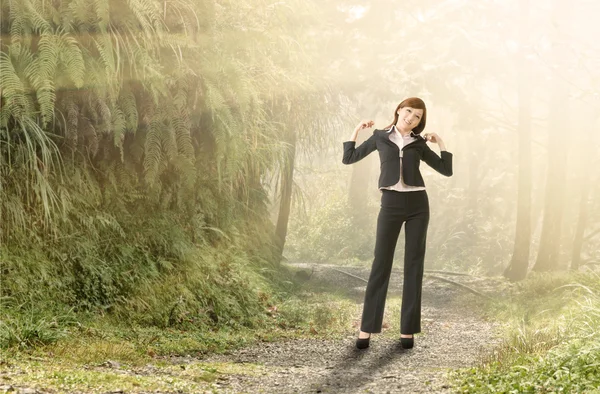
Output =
[{"x1": 1, "y1": 0, "x2": 599, "y2": 392}]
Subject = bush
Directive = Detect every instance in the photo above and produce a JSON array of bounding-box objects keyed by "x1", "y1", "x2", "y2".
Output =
[
  {"x1": 285, "y1": 193, "x2": 377, "y2": 262},
  {"x1": 453, "y1": 273, "x2": 600, "y2": 393},
  {"x1": 0, "y1": 300, "x2": 78, "y2": 349}
]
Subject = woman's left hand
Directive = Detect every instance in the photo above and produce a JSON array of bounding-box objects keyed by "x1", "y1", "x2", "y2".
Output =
[
  {"x1": 423, "y1": 132, "x2": 442, "y2": 144},
  {"x1": 423, "y1": 132, "x2": 446, "y2": 151}
]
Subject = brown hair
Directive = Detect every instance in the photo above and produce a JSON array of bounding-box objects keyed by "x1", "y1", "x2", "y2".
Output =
[{"x1": 385, "y1": 97, "x2": 427, "y2": 135}]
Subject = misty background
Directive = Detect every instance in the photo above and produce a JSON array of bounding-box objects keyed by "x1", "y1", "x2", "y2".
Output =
[
  {"x1": 2, "y1": 0, "x2": 600, "y2": 391},
  {"x1": 282, "y1": 0, "x2": 600, "y2": 280}
]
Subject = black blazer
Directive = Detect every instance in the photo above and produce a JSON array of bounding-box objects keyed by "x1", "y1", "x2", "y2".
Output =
[{"x1": 342, "y1": 129, "x2": 453, "y2": 188}]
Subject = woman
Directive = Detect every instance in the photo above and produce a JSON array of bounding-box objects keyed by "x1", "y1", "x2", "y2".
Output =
[{"x1": 342, "y1": 97, "x2": 453, "y2": 350}]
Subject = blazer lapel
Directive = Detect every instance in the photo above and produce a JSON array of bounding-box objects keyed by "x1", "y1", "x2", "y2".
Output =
[{"x1": 402, "y1": 134, "x2": 426, "y2": 151}]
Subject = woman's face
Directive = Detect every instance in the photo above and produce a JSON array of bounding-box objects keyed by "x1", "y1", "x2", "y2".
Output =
[{"x1": 396, "y1": 106, "x2": 423, "y2": 132}]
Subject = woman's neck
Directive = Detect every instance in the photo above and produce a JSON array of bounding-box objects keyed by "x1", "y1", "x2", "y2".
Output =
[{"x1": 395, "y1": 124, "x2": 412, "y2": 137}]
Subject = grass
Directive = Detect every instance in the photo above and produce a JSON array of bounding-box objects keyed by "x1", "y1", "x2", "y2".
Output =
[
  {"x1": 1, "y1": 291, "x2": 360, "y2": 360},
  {"x1": 452, "y1": 271, "x2": 600, "y2": 393},
  {"x1": 0, "y1": 270, "x2": 364, "y2": 393},
  {"x1": 0, "y1": 260, "x2": 425, "y2": 393},
  {"x1": 0, "y1": 353, "x2": 264, "y2": 393}
]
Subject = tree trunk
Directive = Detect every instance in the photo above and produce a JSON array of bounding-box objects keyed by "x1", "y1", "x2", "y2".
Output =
[
  {"x1": 570, "y1": 179, "x2": 591, "y2": 271},
  {"x1": 504, "y1": 0, "x2": 532, "y2": 281},
  {"x1": 533, "y1": 116, "x2": 567, "y2": 271},
  {"x1": 275, "y1": 131, "x2": 297, "y2": 260},
  {"x1": 570, "y1": 129, "x2": 599, "y2": 270},
  {"x1": 532, "y1": 0, "x2": 570, "y2": 272}
]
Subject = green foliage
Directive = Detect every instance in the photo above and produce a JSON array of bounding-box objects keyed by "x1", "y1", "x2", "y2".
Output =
[
  {"x1": 453, "y1": 273, "x2": 600, "y2": 393},
  {"x1": 119, "y1": 247, "x2": 272, "y2": 331},
  {"x1": 0, "y1": 208, "x2": 279, "y2": 349},
  {"x1": 1, "y1": 0, "x2": 332, "y2": 237},
  {"x1": 456, "y1": 337, "x2": 600, "y2": 393},
  {"x1": 0, "y1": 0, "x2": 336, "y2": 351},
  {"x1": 286, "y1": 190, "x2": 378, "y2": 262},
  {"x1": 0, "y1": 299, "x2": 78, "y2": 349}
]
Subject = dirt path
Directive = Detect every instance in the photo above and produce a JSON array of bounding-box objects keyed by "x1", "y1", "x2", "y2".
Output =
[
  {"x1": 1, "y1": 263, "x2": 503, "y2": 394},
  {"x1": 199, "y1": 263, "x2": 503, "y2": 393}
]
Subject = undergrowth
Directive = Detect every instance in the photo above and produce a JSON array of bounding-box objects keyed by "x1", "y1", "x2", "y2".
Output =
[
  {"x1": 0, "y1": 250, "x2": 357, "y2": 366},
  {"x1": 453, "y1": 271, "x2": 600, "y2": 393}
]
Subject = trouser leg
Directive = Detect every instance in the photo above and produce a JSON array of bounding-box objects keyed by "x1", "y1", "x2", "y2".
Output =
[
  {"x1": 400, "y1": 193, "x2": 429, "y2": 334},
  {"x1": 360, "y1": 205, "x2": 403, "y2": 333}
]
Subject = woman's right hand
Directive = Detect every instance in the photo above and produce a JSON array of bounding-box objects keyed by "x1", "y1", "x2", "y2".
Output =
[
  {"x1": 347, "y1": 120, "x2": 375, "y2": 143},
  {"x1": 355, "y1": 120, "x2": 374, "y2": 132}
]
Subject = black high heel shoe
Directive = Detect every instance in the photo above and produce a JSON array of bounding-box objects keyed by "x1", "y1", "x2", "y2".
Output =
[
  {"x1": 400, "y1": 335, "x2": 414, "y2": 349},
  {"x1": 356, "y1": 334, "x2": 371, "y2": 349}
]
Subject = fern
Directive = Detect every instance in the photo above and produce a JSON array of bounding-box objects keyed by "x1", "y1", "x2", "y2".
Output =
[
  {"x1": 67, "y1": 0, "x2": 96, "y2": 32},
  {"x1": 2, "y1": 0, "x2": 342, "y2": 329},
  {"x1": 118, "y1": 89, "x2": 138, "y2": 133},
  {"x1": 161, "y1": 117, "x2": 177, "y2": 162},
  {"x1": 111, "y1": 106, "x2": 126, "y2": 161},
  {"x1": 94, "y1": 96, "x2": 112, "y2": 134},
  {"x1": 93, "y1": 0, "x2": 110, "y2": 29},
  {"x1": 24, "y1": 32, "x2": 61, "y2": 125},
  {"x1": 8, "y1": 0, "x2": 26, "y2": 47},
  {"x1": 57, "y1": 30, "x2": 85, "y2": 88},
  {"x1": 63, "y1": 98, "x2": 79, "y2": 148},
  {"x1": 172, "y1": 87, "x2": 193, "y2": 159},
  {"x1": 79, "y1": 116, "x2": 98, "y2": 156},
  {"x1": 0, "y1": 51, "x2": 32, "y2": 119},
  {"x1": 23, "y1": 0, "x2": 52, "y2": 34},
  {"x1": 203, "y1": 79, "x2": 228, "y2": 115},
  {"x1": 93, "y1": 34, "x2": 117, "y2": 100},
  {"x1": 126, "y1": 0, "x2": 164, "y2": 37},
  {"x1": 143, "y1": 112, "x2": 163, "y2": 185}
]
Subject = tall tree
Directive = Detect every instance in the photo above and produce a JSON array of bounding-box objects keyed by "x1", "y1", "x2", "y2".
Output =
[
  {"x1": 570, "y1": 120, "x2": 599, "y2": 270},
  {"x1": 275, "y1": 130, "x2": 296, "y2": 257},
  {"x1": 504, "y1": 0, "x2": 533, "y2": 281},
  {"x1": 570, "y1": 172, "x2": 592, "y2": 271},
  {"x1": 533, "y1": 0, "x2": 571, "y2": 272}
]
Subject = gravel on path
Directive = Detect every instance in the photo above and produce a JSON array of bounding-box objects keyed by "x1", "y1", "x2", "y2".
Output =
[
  {"x1": 200, "y1": 263, "x2": 503, "y2": 394},
  {"x1": 0, "y1": 263, "x2": 503, "y2": 394}
]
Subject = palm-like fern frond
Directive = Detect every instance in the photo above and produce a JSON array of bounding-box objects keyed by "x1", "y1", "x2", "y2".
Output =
[
  {"x1": 2, "y1": 0, "x2": 341, "y2": 314},
  {"x1": 0, "y1": 51, "x2": 34, "y2": 118}
]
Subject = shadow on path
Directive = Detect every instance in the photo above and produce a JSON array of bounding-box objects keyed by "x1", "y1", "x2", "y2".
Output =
[{"x1": 308, "y1": 341, "x2": 410, "y2": 393}]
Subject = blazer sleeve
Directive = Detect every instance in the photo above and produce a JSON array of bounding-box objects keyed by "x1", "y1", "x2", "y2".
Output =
[
  {"x1": 421, "y1": 145, "x2": 453, "y2": 177},
  {"x1": 342, "y1": 132, "x2": 377, "y2": 165}
]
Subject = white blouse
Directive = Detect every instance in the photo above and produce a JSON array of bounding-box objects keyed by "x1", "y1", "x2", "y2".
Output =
[{"x1": 379, "y1": 125, "x2": 427, "y2": 193}]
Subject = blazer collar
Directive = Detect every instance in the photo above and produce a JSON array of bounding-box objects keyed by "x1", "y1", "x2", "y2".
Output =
[{"x1": 386, "y1": 125, "x2": 425, "y2": 141}]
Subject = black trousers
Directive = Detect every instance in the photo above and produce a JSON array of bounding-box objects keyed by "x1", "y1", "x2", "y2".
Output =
[{"x1": 360, "y1": 189, "x2": 429, "y2": 335}]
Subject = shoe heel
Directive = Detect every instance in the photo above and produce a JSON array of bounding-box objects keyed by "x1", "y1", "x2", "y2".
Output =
[
  {"x1": 356, "y1": 336, "x2": 370, "y2": 349},
  {"x1": 400, "y1": 336, "x2": 414, "y2": 349}
]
